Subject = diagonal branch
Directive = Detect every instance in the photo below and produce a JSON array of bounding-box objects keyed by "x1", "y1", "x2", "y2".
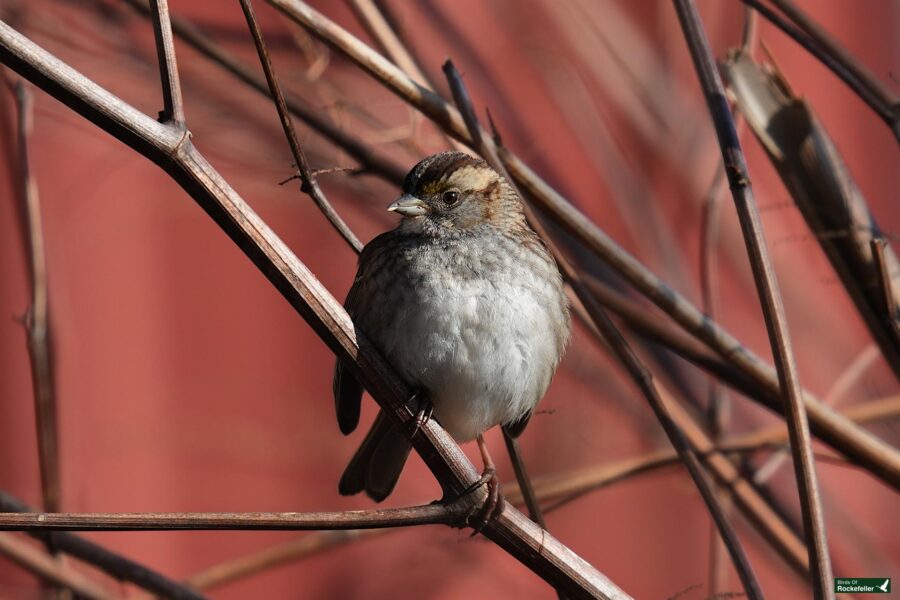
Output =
[
  {"x1": 0, "y1": 21, "x2": 628, "y2": 600},
  {"x1": 265, "y1": 0, "x2": 900, "y2": 492},
  {"x1": 672, "y1": 0, "x2": 833, "y2": 597},
  {"x1": 0, "y1": 533, "x2": 119, "y2": 600},
  {"x1": 444, "y1": 60, "x2": 764, "y2": 600},
  {"x1": 238, "y1": 0, "x2": 362, "y2": 252}
]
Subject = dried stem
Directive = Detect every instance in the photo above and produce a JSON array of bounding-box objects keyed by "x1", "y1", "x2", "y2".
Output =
[
  {"x1": 0, "y1": 533, "x2": 119, "y2": 600},
  {"x1": 444, "y1": 59, "x2": 763, "y2": 600},
  {"x1": 266, "y1": 0, "x2": 900, "y2": 491},
  {"x1": 0, "y1": 21, "x2": 627, "y2": 599},
  {"x1": 706, "y1": 8, "x2": 756, "y2": 592},
  {"x1": 672, "y1": 0, "x2": 833, "y2": 597},
  {"x1": 742, "y1": 0, "x2": 900, "y2": 142},
  {"x1": 147, "y1": 0, "x2": 184, "y2": 124},
  {"x1": 0, "y1": 503, "x2": 468, "y2": 531},
  {"x1": 0, "y1": 491, "x2": 207, "y2": 600},
  {"x1": 501, "y1": 430, "x2": 546, "y2": 529},
  {"x1": 238, "y1": 0, "x2": 362, "y2": 252},
  {"x1": 9, "y1": 80, "x2": 59, "y2": 514}
]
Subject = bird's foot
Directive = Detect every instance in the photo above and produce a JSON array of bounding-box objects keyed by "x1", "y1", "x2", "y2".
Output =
[
  {"x1": 462, "y1": 466, "x2": 504, "y2": 535},
  {"x1": 408, "y1": 388, "x2": 433, "y2": 439}
]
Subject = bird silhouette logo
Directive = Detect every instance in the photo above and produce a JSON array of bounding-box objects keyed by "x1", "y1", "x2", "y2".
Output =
[{"x1": 877, "y1": 579, "x2": 890, "y2": 593}]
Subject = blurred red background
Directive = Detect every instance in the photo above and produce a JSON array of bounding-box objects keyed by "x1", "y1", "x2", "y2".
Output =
[{"x1": 1, "y1": 0, "x2": 897, "y2": 598}]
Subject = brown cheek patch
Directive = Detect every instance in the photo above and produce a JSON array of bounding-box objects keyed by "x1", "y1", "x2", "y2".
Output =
[{"x1": 480, "y1": 179, "x2": 501, "y2": 222}]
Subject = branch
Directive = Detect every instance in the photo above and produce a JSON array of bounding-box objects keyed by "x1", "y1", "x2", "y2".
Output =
[
  {"x1": 0, "y1": 21, "x2": 628, "y2": 600},
  {"x1": 0, "y1": 533, "x2": 118, "y2": 600},
  {"x1": 238, "y1": 0, "x2": 362, "y2": 252},
  {"x1": 672, "y1": 0, "x2": 833, "y2": 596},
  {"x1": 0, "y1": 503, "x2": 468, "y2": 531},
  {"x1": 265, "y1": 0, "x2": 900, "y2": 492},
  {"x1": 8, "y1": 80, "x2": 59, "y2": 514},
  {"x1": 147, "y1": 0, "x2": 184, "y2": 124},
  {"x1": 444, "y1": 59, "x2": 763, "y2": 600}
]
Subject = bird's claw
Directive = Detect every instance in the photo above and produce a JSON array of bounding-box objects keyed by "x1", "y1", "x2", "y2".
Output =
[
  {"x1": 462, "y1": 467, "x2": 504, "y2": 535},
  {"x1": 408, "y1": 389, "x2": 433, "y2": 439}
]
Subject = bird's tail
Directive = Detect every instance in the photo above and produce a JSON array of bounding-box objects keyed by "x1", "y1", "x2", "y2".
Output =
[{"x1": 339, "y1": 409, "x2": 412, "y2": 501}]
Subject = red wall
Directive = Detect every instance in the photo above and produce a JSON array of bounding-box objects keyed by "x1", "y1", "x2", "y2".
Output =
[{"x1": 1, "y1": 0, "x2": 897, "y2": 598}]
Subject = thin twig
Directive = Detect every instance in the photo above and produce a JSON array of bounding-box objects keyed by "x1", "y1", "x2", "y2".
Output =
[
  {"x1": 740, "y1": 0, "x2": 900, "y2": 142},
  {"x1": 238, "y1": 0, "x2": 362, "y2": 253},
  {"x1": 183, "y1": 530, "x2": 381, "y2": 591},
  {"x1": 147, "y1": 0, "x2": 184, "y2": 124},
  {"x1": 0, "y1": 491, "x2": 208, "y2": 600},
  {"x1": 0, "y1": 533, "x2": 119, "y2": 600},
  {"x1": 0, "y1": 22, "x2": 628, "y2": 599},
  {"x1": 120, "y1": 0, "x2": 407, "y2": 183},
  {"x1": 444, "y1": 59, "x2": 763, "y2": 600},
  {"x1": 266, "y1": 0, "x2": 900, "y2": 491},
  {"x1": 672, "y1": 1, "x2": 833, "y2": 597},
  {"x1": 0, "y1": 503, "x2": 469, "y2": 531},
  {"x1": 9, "y1": 80, "x2": 59, "y2": 515},
  {"x1": 501, "y1": 431, "x2": 546, "y2": 529}
]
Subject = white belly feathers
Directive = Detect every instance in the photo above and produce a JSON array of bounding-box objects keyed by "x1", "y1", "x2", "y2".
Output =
[{"x1": 380, "y1": 240, "x2": 565, "y2": 441}]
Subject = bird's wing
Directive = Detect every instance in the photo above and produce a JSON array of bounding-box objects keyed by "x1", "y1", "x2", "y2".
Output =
[
  {"x1": 333, "y1": 231, "x2": 397, "y2": 435},
  {"x1": 503, "y1": 409, "x2": 532, "y2": 438}
]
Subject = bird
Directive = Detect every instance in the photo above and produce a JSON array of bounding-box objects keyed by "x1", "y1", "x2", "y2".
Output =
[{"x1": 334, "y1": 151, "x2": 570, "y2": 503}]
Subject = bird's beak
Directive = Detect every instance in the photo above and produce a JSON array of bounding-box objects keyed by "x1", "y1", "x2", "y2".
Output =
[{"x1": 387, "y1": 194, "x2": 429, "y2": 217}]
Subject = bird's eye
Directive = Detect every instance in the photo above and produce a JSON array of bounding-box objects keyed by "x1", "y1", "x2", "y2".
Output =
[{"x1": 442, "y1": 190, "x2": 460, "y2": 206}]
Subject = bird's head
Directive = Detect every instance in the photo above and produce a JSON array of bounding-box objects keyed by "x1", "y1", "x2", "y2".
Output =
[{"x1": 389, "y1": 151, "x2": 525, "y2": 236}]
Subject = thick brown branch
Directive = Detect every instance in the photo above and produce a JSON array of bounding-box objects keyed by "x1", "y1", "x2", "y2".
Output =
[
  {"x1": 672, "y1": 0, "x2": 833, "y2": 596},
  {"x1": 238, "y1": 0, "x2": 362, "y2": 252}
]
